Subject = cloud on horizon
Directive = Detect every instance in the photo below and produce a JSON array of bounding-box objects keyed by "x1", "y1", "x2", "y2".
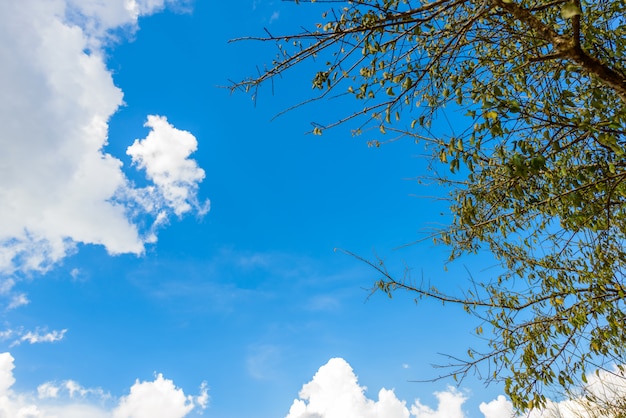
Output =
[
  {"x1": 285, "y1": 358, "x2": 626, "y2": 418},
  {"x1": 0, "y1": 352, "x2": 208, "y2": 418},
  {"x1": 0, "y1": 353, "x2": 622, "y2": 418},
  {"x1": 0, "y1": 0, "x2": 208, "y2": 276}
]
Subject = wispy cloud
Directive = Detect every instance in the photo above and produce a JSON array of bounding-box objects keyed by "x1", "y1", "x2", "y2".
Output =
[
  {"x1": 0, "y1": 279, "x2": 29, "y2": 311},
  {"x1": 0, "y1": 279, "x2": 14, "y2": 294},
  {"x1": 12, "y1": 328, "x2": 67, "y2": 347},
  {"x1": 0, "y1": 327, "x2": 67, "y2": 347},
  {"x1": 38, "y1": 379, "x2": 110, "y2": 400},
  {"x1": 127, "y1": 248, "x2": 366, "y2": 317},
  {"x1": 247, "y1": 344, "x2": 282, "y2": 380},
  {"x1": 6, "y1": 293, "x2": 29, "y2": 310}
]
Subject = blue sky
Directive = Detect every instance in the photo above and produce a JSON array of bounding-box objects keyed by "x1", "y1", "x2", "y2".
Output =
[{"x1": 0, "y1": 1, "x2": 618, "y2": 417}]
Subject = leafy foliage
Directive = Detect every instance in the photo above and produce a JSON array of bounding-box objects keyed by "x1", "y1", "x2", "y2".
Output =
[{"x1": 233, "y1": 0, "x2": 626, "y2": 411}]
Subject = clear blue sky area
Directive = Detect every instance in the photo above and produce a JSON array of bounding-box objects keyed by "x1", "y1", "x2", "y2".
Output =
[{"x1": 0, "y1": 1, "x2": 522, "y2": 417}]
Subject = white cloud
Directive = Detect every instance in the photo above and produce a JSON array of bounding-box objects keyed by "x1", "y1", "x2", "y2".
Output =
[
  {"x1": 7, "y1": 293, "x2": 29, "y2": 311},
  {"x1": 479, "y1": 395, "x2": 514, "y2": 418},
  {"x1": 285, "y1": 357, "x2": 411, "y2": 418},
  {"x1": 0, "y1": 352, "x2": 207, "y2": 418},
  {"x1": 37, "y1": 379, "x2": 110, "y2": 401},
  {"x1": 127, "y1": 115, "x2": 209, "y2": 217},
  {"x1": 37, "y1": 383, "x2": 60, "y2": 399},
  {"x1": 0, "y1": 353, "x2": 16, "y2": 395},
  {"x1": 64, "y1": 0, "x2": 188, "y2": 45},
  {"x1": 0, "y1": 329, "x2": 16, "y2": 341},
  {"x1": 285, "y1": 358, "x2": 626, "y2": 418},
  {"x1": 410, "y1": 387, "x2": 467, "y2": 418},
  {"x1": 0, "y1": 279, "x2": 29, "y2": 311},
  {"x1": 196, "y1": 382, "x2": 209, "y2": 409},
  {"x1": 0, "y1": 327, "x2": 67, "y2": 347},
  {"x1": 70, "y1": 268, "x2": 81, "y2": 280},
  {"x1": 269, "y1": 11, "x2": 280, "y2": 23},
  {"x1": 0, "y1": 279, "x2": 15, "y2": 295},
  {"x1": 23, "y1": 329, "x2": 66, "y2": 345},
  {"x1": 113, "y1": 374, "x2": 208, "y2": 418},
  {"x1": 0, "y1": 0, "x2": 208, "y2": 275},
  {"x1": 520, "y1": 366, "x2": 626, "y2": 418}
]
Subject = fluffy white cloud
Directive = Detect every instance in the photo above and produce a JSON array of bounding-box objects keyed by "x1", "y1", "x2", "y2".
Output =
[
  {"x1": 0, "y1": 0, "x2": 208, "y2": 275},
  {"x1": 65, "y1": 0, "x2": 169, "y2": 36},
  {"x1": 479, "y1": 395, "x2": 514, "y2": 418},
  {"x1": 286, "y1": 358, "x2": 626, "y2": 418},
  {"x1": 127, "y1": 115, "x2": 209, "y2": 218},
  {"x1": 0, "y1": 353, "x2": 16, "y2": 395},
  {"x1": 0, "y1": 352, "x2": 207, "y2": 418},
  {"x1": 285, "y1": 357, "x2": 411, "y2": 418},
  {"x1": 410, "y1": 387, "x2": 467, "y2": 418},
  {"x1": 113, "y1": 374, "x2": 208, "y2": 418}
]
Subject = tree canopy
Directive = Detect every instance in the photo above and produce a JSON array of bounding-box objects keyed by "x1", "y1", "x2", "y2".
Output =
[{"x1": 233, "y1": 0, "x2": 626, "y2": 412}]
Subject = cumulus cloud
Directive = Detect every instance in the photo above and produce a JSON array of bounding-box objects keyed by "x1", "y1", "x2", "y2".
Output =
[
  {"x1": 127, "y1": 115, "x2": 209, "y2": 218},
  {"x1": 410, "y1": 387, "x2": 467, "y2": 418},
  {"x1": 66, "y1": 0, "x2": 166, "y2": 31},
  {"x1": 0, "y1": 352, "x2": 207, "y2": 418},
  {"x1": 0, "y1": 0, "x2": 208, "y2": 275},
  {"x1": 479, "y1": 395, "x2": 514, "y2": 418},
  {"x1": 286, "y1": 358, "x2": 626, "y2": 418},
  {"x1": 285, "y1": 357, "x2": 411, "y2": 418},
  {"x1": 113, "y1": 374, "x2": 208, "y2": 418},
  {"x1": 0, "y1": 353, "x2": 16, "y2": 394}
]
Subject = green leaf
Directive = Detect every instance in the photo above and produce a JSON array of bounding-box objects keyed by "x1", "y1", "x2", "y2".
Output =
[
  {"x1": 238, "y1": 0, "x2": 626, "y2": 411},
  {"x1": 484, "y1": 111, "x2": 498, "y2": 120}
]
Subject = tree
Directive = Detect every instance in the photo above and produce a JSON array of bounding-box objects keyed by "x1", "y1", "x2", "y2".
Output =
[
  {"x1": 232, "y1": 0, "x2": 626, "y2": 412},
  {"x1": 538, "y1": 366, "x2": 626, "y2": 418}
]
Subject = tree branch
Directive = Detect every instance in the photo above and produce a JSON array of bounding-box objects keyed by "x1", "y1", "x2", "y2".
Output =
[{"x1": 492, "y1": 0, "x2": 626, "y2": 102}]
